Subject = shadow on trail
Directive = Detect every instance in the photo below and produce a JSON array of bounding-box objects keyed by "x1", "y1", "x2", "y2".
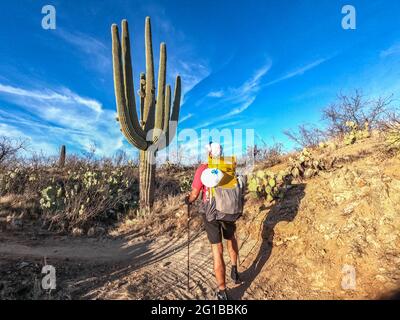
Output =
[
  {"x1": 379, "y1": 289, "x2": 400, "y2": 300},
  {"x1": 229, "y1": 183, "x2": 306, "y2": 300},
  {"x1": 70, "y1": 228, "x2": 205, "y2": 299}
]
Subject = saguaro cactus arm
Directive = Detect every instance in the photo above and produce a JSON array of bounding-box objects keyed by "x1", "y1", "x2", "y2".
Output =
[
  {"x1": 139, "y1": 72, "x2": 146, "y2": 127},
  {"x1": 165, "y1": 75, "x2": 182, "y2": 147},
  {"x1": 153, "y1": 43, "x2": 167, "y2": 142},
  {"x1": 112, "y1": 23, "x2": 148, "y2": 150},
  {"x1": 163, "y1": 85, "x2": 171, "y2": 134},
  {"x1": 144, "y1": 17, "x2": 156, "y2": 133},
  {"x1": 121, "y1": 20, "x2": 146, "y2": 141}
]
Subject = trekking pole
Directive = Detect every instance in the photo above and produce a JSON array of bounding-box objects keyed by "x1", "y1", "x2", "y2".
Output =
[
  {"x1": 237, "y1": 237, "x2": 241, "y2": 266},
  {"x1": 187, "y1": 203, "x2": 191, "y2": 292}
]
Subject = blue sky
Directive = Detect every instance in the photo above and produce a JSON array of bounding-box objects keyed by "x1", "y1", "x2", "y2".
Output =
[{"x1": 0, "y1": 0, "x2": 400, "y2": 160}]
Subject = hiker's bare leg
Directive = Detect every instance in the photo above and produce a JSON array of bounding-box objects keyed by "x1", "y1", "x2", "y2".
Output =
[
  {"x1": 227, "y1": 235, "x2": 239, "y2": 267},
  {"x1": 211, "y1": 243, "x2": 226, "y2": 290}
]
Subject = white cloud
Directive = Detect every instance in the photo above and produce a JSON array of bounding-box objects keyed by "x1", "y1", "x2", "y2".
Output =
[
  {"x1": 195, "y1": 61, "x2": 272, "y2": 128},
  {"x1": 380, "y1": 43, "x2": 400, "y2": 58},
  {"x1": 0, "y1": 82, "x2": 126, "y2": 157},
  {"x1": 265, "y1": 58, "x2": 328, "y2": 86},
  {"x1": 193, "y1": 57, "x2": 328, "y2": 130},
  {"x1": 207, "y1": 90, "x2": 225, "y2": 98},
  {"x1": 56, "y1": 29, "x2": 111, "y2": 74},
  {"x1": 224, "y1": 97, "x2": 256, "y2": 118},
  {"x1": 169, "y1": 59, "x2": 210, "y2": 100},
  {"x1": 0, "y1": 84, "x2": 103, "y2": 113},
  {"x1": 0, "y1": 109, "x2": 86, "y2": 136},
  {"x1": 0, "y1": 122, "x2": 58, "y2": 156},
  {"x1": 180, "y1": 113, "x2": 193, "y2": 123}
]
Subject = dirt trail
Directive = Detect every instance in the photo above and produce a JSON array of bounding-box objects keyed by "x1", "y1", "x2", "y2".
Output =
[{"x1": 0, "y1": 219, "x2": 265, "y2": 300}]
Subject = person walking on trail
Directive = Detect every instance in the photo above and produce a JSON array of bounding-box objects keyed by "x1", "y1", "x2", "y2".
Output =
[{"x1": 185, "y1": 142, "x2": 244, "y2": 300}]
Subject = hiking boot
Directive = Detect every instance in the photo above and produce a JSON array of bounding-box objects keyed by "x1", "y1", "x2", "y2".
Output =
[
  {"x1": 231, "y1": 265, "x2": 241, "y2": 284},
  {"x1": 216, "y1": 289, "x2": 229, "y2": 300}
]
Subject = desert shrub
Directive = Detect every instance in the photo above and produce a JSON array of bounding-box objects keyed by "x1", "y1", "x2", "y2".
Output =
[
  {"x1": 322, "y1": 90, "x2": 392, "y2": 138},
  {"x1": 0, "y1": 152, "x2": 140, "y2": 233},
  {"x1": 38, "y1": 164, "x2": 139, "y2": 231},
  {"x1": 283, "y1": 124, "x2": 326, "y2": 149},
  {"x1": 0, "y1": 166, "x2": 36, "y2": 196},
  {"x1": 247, "y1": 142, "x2": 284, "y2": 167},
  {"x1": 179, "y1": 176, "x2": 192, "y2": 193},
  {"x1": 381, "y1": 112, "x2": 400, "y2": 152},
  {"x1": 160, "y1": 160, "x2": 184, "y2": 173},
  {"x1": 0, "y1": 137, "x2": 26, "y2": 167}
]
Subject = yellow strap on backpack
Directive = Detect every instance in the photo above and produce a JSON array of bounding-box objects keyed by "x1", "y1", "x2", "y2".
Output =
[{"x1": 208, "y1": 156, "x2": 238, "y2": 189}]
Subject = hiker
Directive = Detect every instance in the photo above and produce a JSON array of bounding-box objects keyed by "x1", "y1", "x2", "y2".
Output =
[{"x1": 185, "y1": 142, "x2": 244, "y2": 300}]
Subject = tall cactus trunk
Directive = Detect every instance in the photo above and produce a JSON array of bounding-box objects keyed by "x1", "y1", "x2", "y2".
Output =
[
  {"x1": 139, "y1": 150, "x2": 156, "y2": 213},
  {"x1": 111, "y1": 17, "x2": 181, "y2": 213},
  {"x1": 59, "y1": 145, "x2": 66, "y2": 168}
]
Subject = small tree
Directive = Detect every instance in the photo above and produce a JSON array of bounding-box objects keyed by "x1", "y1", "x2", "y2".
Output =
[
  {"x1": 0, "y1": 137, "x2": 26, "y2": 166},
  {"x1": 322, "y1": 90, "x2": 392, "y2": 138},
  {"x1": 283, "y1": 124, "x2": 326, "y2": 149},
  {"x1": 248, "y1": 141, "x2": 283, "y2": 167},
  {"x1": 381, "y1": 110, "x2": 400, "y2": 151}
]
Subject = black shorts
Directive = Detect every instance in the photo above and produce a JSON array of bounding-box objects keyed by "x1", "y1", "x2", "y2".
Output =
[{"x1": 204, "y1": 217, "x2": 236, "y2": 244}]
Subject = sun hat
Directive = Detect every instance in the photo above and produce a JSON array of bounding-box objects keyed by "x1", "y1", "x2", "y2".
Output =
[{"x1": 206, "y1": 142, "x2": 223, "y2": 158}]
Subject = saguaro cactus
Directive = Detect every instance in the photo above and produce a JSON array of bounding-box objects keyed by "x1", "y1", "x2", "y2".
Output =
[
  {"x1": 59, "y1": 145, "x2": 66, "y2": 168},
  {"x1": 111, "y1": 17, "x2": 181, "y2": 212}
]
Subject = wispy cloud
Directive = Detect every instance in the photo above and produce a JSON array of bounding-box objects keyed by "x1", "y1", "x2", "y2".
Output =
[
  {"x1": 226, "y1": 62, "x2": 272, "y2": 113},
  {"x1": 169, "y1": 59, "x2": 210, "y2": 100},
  {"x1": 207, "y1": 90, "x2": 225, "y2": 98},
  {"x1": 265, "y1": 58, "x2": 329, "y2": 87},
  {"x1": 179, "y1": 113, "x2": 193, "y2": 123},
  {"x1": 0, "y1": 109, "x2": 86, "y2": 136},
  {"x1": 224, "y1": 97, "x2": 256, "y2": 118},
  {"x1": 0, "y1": 84, "x2": 103, "y2": 113},
  {"x1": 0, "y1": 81, "x2": 125, "y2": 156},
  {"x1": 219, "y1": 120, "x2": 242, "y2": 128},
  {"x1": 380, "y1": 43, "x2": 400, "y2": 58},
  {"x1": 56, "y1": 29, "x2": 111, "y2": 74},
  {"x1": 192, "y1": 56, "x2": 330, "y2": 130},
  {"x1": 0, "y1": 122, "x2": 58, "y2": 155},
  {"x1": 195, "y1": 61, "x2": 272, "y2": 129}
]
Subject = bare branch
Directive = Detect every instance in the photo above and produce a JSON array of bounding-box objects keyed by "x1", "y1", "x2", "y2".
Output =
[
  {"x1": 322, "y1": 90, "x2": 393, "y2": 138},
  {"x1": 283, "y1": 124, "x2": 326, "y2": 149},
  {"x1": 0, "y1": 136, "x2": 27, "y2": 165}
]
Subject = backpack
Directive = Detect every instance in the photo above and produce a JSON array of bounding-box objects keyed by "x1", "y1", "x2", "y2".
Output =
[{"x1": 207, "y1": 156, "x2": 246, "y2": 219}]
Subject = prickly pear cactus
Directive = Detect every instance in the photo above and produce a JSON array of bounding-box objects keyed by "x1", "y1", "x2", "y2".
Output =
[
  {"x1": 319, "y1": 141, "x2": 337, "y2": 151},
  {"x1": 287, "y1": 148, "x2": 325, "y2": 179},
  {"x1": 385, "y1": 123, "x2": 400, "y2": 151},
  {"x1": 344, "y1": 121, "x2": 370, "y2": 145},
  {"x1": 247, "y1": 142, "x2": 341, "y2": 203},
  {"x1": 179, "y1": 176, "x2": 192, "y2": 193},
  {"x1": 247, "y1": 169, "x2": 292, "y2": 203}
]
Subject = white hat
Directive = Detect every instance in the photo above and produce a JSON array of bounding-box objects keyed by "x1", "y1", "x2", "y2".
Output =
[
  {"x1": 201, "y1": 168, "x2": 224, "y2": 188},
  {"x1": 206, "y1": 142, "x2": 223, "y2": 158}
]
